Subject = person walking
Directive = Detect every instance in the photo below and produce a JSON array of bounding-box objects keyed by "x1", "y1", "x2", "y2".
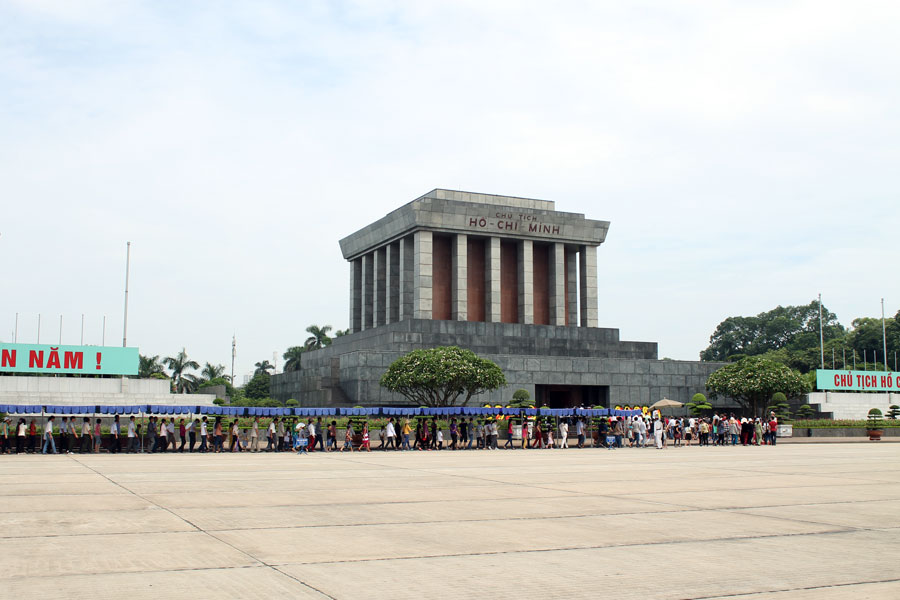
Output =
[
  {"x1": 361, "y1": 421, "x2": 371, "y2": 452},
  {"x1": 198, "y1": 417, "x2": 208, "y2": 452},
  {"x1": 307, "y1": 418, "x2": 317, "y2": 453},
  {"x1": 28, "y1": 419, "x2": 38, "y2": 453},
  {"x1": 213, "y1": 419, "x2": 223, "y2": 453},
  {"x1": 250, "y1": 417, "x2": 259, "y2": 452},
  {"x1": 341, "y1": 421, "x2": 355, "y2": 452},
  {"x1": 315, "y1": 418, "x2": 325, "y2": 452},
  {"x1": 58, "y1": 417, "x2": 69, "y2": 454},
  {"x1": 231, "y1": 421, "x2": 242, "y2": 452},
  {"x1": 653, "y1": 414, "x2": 664, "y2": 449},
  {"x1": 178, "y1": 419, "x2": 187, "y2": 452},
  {"x1": 276, "y1": 418, "x2": 285, "y2": 452},
  {"x1": 401, "y1": 419, "x2": 411, "y2": 450},
  {"x1": 186, "y1": 418, "x2": 196, "y2": 451},
  {"x1": 80, "y1": 417, "x2": 92, "y2": 453},
  {"x1": 93, "y1": 419, "x2": 102, "y2": 453},
  {"x1": 504, "y1": 418, "x2": 515, "y2": 449},
  {"x1": 15, "y1": 418, "x2": 27, "y2": 454},
  {"x1": 109, "y1": 416, "x2": 120, "y2": 454},
  {"x1": 0, "y1": 417, "x2": 10, "y2": 454},
  {"x1": 448, "y1": 418, "x2": 457, "y2": 450},
  {"x1": 576, "y1": 418, "x2": 585, "y2": 448},
  {"x1": 68, "y1": 417, "x2": 80, "y2": 453},
  {"x1": 327, "y1": 420, "x2": 337, "y2": 451},
  {"x1": 42, "y1": 416, "x2": 58, "y2": 454},
  {"x1": 559, "y1": 419, "x2": 569, "y2": 449}
]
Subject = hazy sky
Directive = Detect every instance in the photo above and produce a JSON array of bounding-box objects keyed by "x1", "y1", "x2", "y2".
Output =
[{"x1": 2, "y1": 1, "x2": 898, "y2": 381}]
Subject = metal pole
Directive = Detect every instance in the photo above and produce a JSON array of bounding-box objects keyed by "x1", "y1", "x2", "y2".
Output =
[
  {"x1": 831, "y1": 347, "x2": 835, "y2": 369},
  {"x1": 842, "y1": 347, "x2": 846, "y2": 370},
  {"x1": 102, "y1": 316, "x2": 106, "y2": 346},
  {"x1": 58, "y1": 315, "x2": 63, "y2": 345},
  {"x1": 231, "y1": 335, "x2": 236, "y2": 384},
  {"x1": 37, "y1": 314, "x2": 41, "y2": 344},
  {"x1": 80, "y1": 314, "x2": 84, "y2": 345},
  {"x1": 882, "y1": 298, "x2": 888, "y2": 372},
  {"x1": 818, "y1": 293, "x2": 824, "y2": 369},
  {"x1": 14, "y1": 312, "x2": 17, "y2": 343},
  {"x1": 864, "y1": 349, "x2": 867, "y2": 371},
  {"x1": 123, "y1": 241, "x2": 131, "y2": 348},
  {"x1": 853, "y1": 349, "x2": 856, "y2": 370}
]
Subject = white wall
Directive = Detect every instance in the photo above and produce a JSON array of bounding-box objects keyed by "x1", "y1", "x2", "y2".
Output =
[
  {"x1": 0, "y1": 376, "x2": 217, "y2": 406},
  {"x1": 808, "y1": 391, "x2": 899, "y2": 420}
]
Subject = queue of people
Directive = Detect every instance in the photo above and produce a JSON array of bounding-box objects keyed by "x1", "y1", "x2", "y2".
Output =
[{"x1": 0, "y1": 412, "x2": 781, "y2": 455}]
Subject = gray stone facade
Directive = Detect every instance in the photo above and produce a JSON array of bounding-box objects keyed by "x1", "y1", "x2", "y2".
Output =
[
  {"x1": 271, "y1": 189, "x2": 723, "y2": 408},
  {"x1": 270, "y1": 319, "x2": 721, "y2": 408}
]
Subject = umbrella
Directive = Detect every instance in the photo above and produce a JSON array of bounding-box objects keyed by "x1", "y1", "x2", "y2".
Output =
[{"x1": 649, "y1": 398, "x2": 683, "y2": 409}]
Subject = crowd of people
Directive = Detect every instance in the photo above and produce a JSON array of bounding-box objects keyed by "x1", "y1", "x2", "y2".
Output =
[{"x1": 0, "y1": 412, "x2": 782, "y2": 454}]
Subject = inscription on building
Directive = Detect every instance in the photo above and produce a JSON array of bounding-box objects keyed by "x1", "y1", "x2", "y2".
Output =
[{"x1": 467, "y1": 212, "x2": 561, "y2": 235}]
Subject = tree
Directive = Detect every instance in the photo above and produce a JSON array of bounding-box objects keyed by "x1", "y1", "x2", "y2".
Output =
[
  {"x1": 282, "y1": 346, "x2": 306, "y2": 372},
  {"x1": 254, "y1": 360, "x2": 275, "y2": 376},
  {"x1": 380, "y1": 346, "x2": 507, "y2": 407},
  {"x1": 508, "y1": 389, "x2": 532, "y2": 408},
  {"x1": 198, "y1": 376, "x2": 235, "y2": 398},
  {"x1": 244, "y1": 372, "x2": 271, "y2": 399},
  {"x1": 285, "y1": 398, "x2": 299, "y2": 407},
  {"x1": 334, "y1": 329, "x2": 350, "y2": 337},
  {"x1": 766, "y1": 392, "x2": 792, "y2": 421},
  {"x1": 138, "y1": 355, "x2": 165, "y2": 378},
  {"x1": 201, "y1": 362, "x2": 228, "y2": 381},
  {"x1": 163, "y1": 348, "x2": 201, "y2": 394},
  {"x1": 795, "y1": 404, "x2": 815, "y2": 419},
  {"x1": 706, "y1": 356, "x2": 810, "y2": 418},
  {"x1": 887, "y1": 405, "x2": 900, "y2": 420},
  {"x1": 305, "y1": 324, "x2": 333, "y2": 350},
  {"x1": 686, "y1": 393, "x2": 712, "y2": 416}
]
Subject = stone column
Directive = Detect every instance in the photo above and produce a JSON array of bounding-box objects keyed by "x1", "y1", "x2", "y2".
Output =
[
  {"x1": 399, "y1": 235, "x2": 414, "y2": 320},
  {"x1": 451, "y1": 233, "x2": 468, "y2": 320},
  {"x1": 549, "y1": 242, "x2": 566, "y2": 326},
  {"x1": 566, "y1": 248, "x2": 578, "y2": 326},
  {"x1": 517, "y1": 239, "x2": 534, "y2": 324},
  {"x1": 386, "y1": 241, "x2": 400, "y2": 324},
  {"x1": 579, "y1": 245, "x2": 598, "y2": 327},
  {"x1": 413, "y1": 230, "x2": 433, "y2": 319},
  {"x1": 374, "y1": 247, "x2": 387, "y2": 327},
  {"x1": 349, "y1": 258, "x2": 362, "y2": 333},
  {"x1": 362, "y1": 252, "x2": 374, "y2": 330},
  {"x1": 485, "y1": 237, "x2": 501, "y2": 322}
]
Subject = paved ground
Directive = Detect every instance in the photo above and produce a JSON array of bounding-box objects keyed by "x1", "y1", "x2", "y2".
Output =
[{"x1": 1, "y1": 444, "x2": 898, "y2": 599}]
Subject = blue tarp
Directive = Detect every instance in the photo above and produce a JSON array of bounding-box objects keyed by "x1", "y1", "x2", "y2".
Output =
[{"x1": 0, "y1": 404, "x2": 647, "y2": 418}]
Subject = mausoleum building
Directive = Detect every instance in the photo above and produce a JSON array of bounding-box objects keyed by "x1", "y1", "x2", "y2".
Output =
[{"x1": 271, "y1": 189, "x2": 721, "y2": 407}]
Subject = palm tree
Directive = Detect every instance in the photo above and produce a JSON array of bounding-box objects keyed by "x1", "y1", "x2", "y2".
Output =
[
  {"x1": 163, "y1": 348, "x2": 200, "y2": 393},
  {"x1": 305, "y1": 324, "x2": 333, "y2": 350},
  {"x1": 139, "y1": 355, "x2": 165, "y2": 378},
  {"x1": 283, "y1": 346, "x2": 305, "y2": 372},
  {"x1": 254, "y1": 360, "x2": 275, "y2": 376},
  {"x1": 334, "y1": 329, "x2": 350, "y2": 338},
  {"x1": 201, "y1": 362, "x2": 228, "y2": 381}
]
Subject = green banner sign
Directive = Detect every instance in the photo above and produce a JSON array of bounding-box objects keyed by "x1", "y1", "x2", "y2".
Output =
[
  {"x1": 0, "y1": 343, "x2": 139, "y2": 376},
  {"x1": 816, "y1": 369, "x2": 897, "y2": 392}
]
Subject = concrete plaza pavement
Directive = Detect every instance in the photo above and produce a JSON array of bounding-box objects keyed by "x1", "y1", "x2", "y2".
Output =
[{"x1": 1, "y1": 444, "x2": 898, "y2": 599}]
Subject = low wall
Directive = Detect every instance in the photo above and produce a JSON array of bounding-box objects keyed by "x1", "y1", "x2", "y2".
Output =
[
  {"x1": 0, "y1": 376, "x2": 217, "y2": 406},
  {"x1": 794, "y1": 427, "x2": 900, "y2": 438}
]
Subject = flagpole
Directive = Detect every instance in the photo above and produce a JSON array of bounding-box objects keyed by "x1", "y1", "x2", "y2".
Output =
[
  {"x1": 818, "y1": 293, "x2": 824, "y2": 369},
  {"x1": 123, "y1": 242, "x2": 131, "y2": 348},
  {"x1": 882, "y1": 298, "x2": 888, "y2": 372}
]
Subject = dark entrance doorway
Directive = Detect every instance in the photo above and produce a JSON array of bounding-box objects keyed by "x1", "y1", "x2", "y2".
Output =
[{"x1": 535, "y1": 385, "x2": 609, "y2": 408}]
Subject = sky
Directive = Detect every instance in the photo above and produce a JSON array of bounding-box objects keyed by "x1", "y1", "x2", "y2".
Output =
[{"x1": 1, "y1": 0, "x2": 899, "y2": 381}]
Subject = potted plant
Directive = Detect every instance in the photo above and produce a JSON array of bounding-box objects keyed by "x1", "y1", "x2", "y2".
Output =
[{"x1": 867, "y1": 408, "x2": 884, "y2": 441}]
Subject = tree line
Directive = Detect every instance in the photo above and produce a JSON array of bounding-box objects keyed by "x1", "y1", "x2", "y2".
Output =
[{"x1": 700, "y1": 300, "x2": 900, "y2": 372}]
